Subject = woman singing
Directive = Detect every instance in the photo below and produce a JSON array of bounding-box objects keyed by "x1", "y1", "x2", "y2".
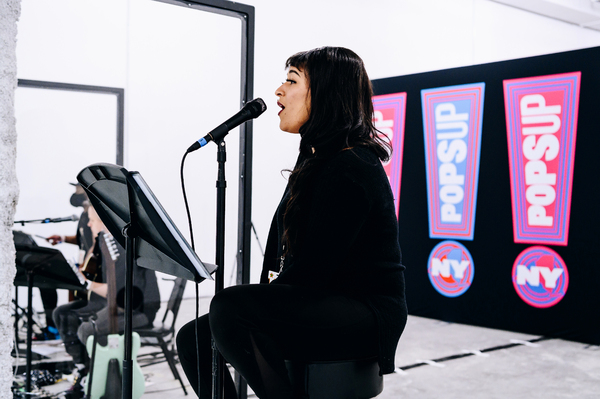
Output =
[{"x1": 177, "y1": 46, "x2": 407, "y2": 399}]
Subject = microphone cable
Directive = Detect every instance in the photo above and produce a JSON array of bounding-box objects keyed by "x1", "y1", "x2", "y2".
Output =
[
  {"x1": 180, "y1": 134, "x2": 267, "y2": 395},
  {"x1": 179, "y1": 150, "x2": 202, "y2": 395},
  {"x1": 180, "y1": 150, "x2": 195, "y2": 251}
]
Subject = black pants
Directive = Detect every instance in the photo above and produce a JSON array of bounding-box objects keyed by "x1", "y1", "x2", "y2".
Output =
[
  {"x1": 52, "y1": 295, "x2": 106, "y2": 365},
  {"x1": 176, "y1": 284, "x2": 378, "y2": 399},
  {"x1": 39, "y1": 288, "x2": 57, "y2": 329},
  {"x1": 53, "y1": 294, "x2": 150, "y2": 366}
]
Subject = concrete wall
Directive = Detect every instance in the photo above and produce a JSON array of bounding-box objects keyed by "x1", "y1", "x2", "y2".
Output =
[{"x1": 1, "y1": 0, "x2": 21, "y2": 396}]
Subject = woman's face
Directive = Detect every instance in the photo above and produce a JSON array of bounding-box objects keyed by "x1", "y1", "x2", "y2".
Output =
[{"x1": 275, "y1": 66, "x2": 310, "y2": 133}]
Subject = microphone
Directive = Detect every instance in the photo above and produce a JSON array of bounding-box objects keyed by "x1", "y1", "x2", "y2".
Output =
[
  {"x1": 42, "y1": 215, "x2": 79, "y2": 223},
  {"x1": 187, "y1": 98, "x2": 267, "y2": 153}
]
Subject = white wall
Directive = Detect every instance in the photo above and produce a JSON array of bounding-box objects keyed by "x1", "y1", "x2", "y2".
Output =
[{"x1": 13, "y1": 0, "x2": 600, "y2": 311}]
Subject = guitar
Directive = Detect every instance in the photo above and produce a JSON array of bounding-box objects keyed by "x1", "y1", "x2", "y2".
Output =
[
  {"x1": 84, "y1": 232, "x2": 145, "y2": 399},
  {"x1": 71, "y1": 247, "x2": 100, "y2": 301}
]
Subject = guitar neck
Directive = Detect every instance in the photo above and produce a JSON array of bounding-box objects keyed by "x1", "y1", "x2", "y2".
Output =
[{"x1": 99, "y1": 232, "x2": 119, "y2": 335}]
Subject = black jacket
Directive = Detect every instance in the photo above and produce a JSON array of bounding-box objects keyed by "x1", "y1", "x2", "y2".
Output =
[{"x1": 260, "y1": 146, "x2": 407, "y2": 374}]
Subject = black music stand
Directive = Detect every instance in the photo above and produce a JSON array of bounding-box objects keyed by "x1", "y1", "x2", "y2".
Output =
[
  {"x1": 77, "y1": 163, "x2": 216, "y2": 399},
  {"x1": 14, "y1": 232, "x2": 86, "y2": 393}
]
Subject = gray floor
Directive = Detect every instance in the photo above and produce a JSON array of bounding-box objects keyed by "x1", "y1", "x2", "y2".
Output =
[{"x1": 21, "y1": 296, "x2": 600, "y2": 398}]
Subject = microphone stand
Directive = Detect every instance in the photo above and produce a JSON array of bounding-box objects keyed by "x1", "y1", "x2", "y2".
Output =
[
  {"x1": 13, "y1": 216, "x2": 78, "y2": 225},
  {"x1": 25, "y1": 271, "x2": 34, "y2": 393},
  {"x1": 212, "y1": 139, "x2": 227, "y2": 399}
]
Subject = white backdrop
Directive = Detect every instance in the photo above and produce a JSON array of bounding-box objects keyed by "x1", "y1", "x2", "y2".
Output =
[
  {"x1": 13, "y1": 0, "x2": 600, "y2": 311},
  {"x1": 14, "y1": 87, "x2": 118, "y2": 307}
]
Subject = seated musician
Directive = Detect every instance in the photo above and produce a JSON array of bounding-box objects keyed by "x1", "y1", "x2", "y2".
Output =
[
  {"x1": 53, "y1": 205, "x2": 160, "y2": 392},
  {"x1": 39, "y1": 183, "x2": 94, "y2": 341}
]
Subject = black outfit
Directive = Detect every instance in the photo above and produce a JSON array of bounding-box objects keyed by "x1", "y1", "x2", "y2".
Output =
[
  {"x1": 75, "y1": 210, "x2": 94, "y2": 255},
  {"x1": 39, "y1": 210, "x2": 92, "y2": 335},
  {"x1": 177, "y1": 147, "x2": 407, "y2": 398},
  {"x1": 39, "y1": 288, "x2": 58, "y2": 331},
  {"x1": 53, "y1": 293, "x2": 106, "y2": 364},
  {"x1": 53, "y1": 232, "x2": 160, "y2": 364}
]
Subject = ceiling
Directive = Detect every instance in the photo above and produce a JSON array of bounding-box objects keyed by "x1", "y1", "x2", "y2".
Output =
[{"x1": 491, "y1": 0, "x2": 600, "y2": 31}]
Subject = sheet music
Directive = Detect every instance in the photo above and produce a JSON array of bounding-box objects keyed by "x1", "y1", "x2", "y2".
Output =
[{"x1": 130, "y1": 173, "x2": 212, "y2": 281}]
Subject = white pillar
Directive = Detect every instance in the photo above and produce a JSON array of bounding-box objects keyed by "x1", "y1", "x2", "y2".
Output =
[{"x1": 0, "y1": 0, "x2": 21, "y2": 397}]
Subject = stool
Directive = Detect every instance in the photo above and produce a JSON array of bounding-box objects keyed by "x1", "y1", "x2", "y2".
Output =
[{"x1": 285, "y1": 357, "x2": 383, "y2": 399}]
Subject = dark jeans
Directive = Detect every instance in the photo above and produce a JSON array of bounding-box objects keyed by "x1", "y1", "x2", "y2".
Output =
[
  {"x1": 77, "y1": 306, "x2": 149, "y2": 348},
  {"x1": 39, "y1": 288, "x2": 57, "y2": 328},
  {"x1": 53, "y1": 293, "x2": 150, "y2": 366},
  {"x1": 176, "y1": 284, "x2": 378, "y2": 399},
  {"x1": 52, "y1": 295, "x2": 106, "y2": 365}
]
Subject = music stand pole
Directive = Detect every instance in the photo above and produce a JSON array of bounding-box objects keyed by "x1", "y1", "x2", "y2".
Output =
[
  {"x1": 211, "y1": 140, "x2": 227, "y2": 399},
  {"x1": 25, "y1": 271, "x2": 34, "y2": 392},
  {"x1": 121, "y1": 221, "x2": 137, "y2": 399},
  {"x1": 77, "y1": 162, "x2": 217, "y2": 399}
]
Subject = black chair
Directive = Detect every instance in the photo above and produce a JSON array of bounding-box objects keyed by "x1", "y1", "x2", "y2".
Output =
[
  {"x1": 136, "y1": 277, "x2": 188, "y2": 395},
  {"x1": 285, "y1": 357, "x2": 383, "y2": 399}
]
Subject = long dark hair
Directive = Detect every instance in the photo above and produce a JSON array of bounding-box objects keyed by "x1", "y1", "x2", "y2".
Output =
[{"x1": 282, "y1": 47, "x2": 391, "y2": 255}]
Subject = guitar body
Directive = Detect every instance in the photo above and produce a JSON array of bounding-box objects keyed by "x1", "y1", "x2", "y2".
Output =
[
  {"x1": 81, "y1": 251, "x2": 100, "y2": 281},
  {"x1": 83, "y1": 232, "x2": 145, "y2": 399},
  {"x1": 84, "y1": 333, "x2": 145, "y2": 399}
]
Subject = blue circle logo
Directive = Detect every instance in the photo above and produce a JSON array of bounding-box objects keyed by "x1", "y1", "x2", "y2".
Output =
[
  {"x1": 512, "y1": 246, "x2": 568, "y2": 308},
  {"x1": 427, "y1": 240, "x2": 474, "y2": 297}
]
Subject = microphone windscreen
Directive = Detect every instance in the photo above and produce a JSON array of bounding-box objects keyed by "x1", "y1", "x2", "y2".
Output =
[{"x1": 247, "y1": 98, "x2": 267, "y2": 117}]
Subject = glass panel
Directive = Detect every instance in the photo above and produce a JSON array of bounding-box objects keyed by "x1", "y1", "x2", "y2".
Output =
[{"x1": 14, "y1": 87, "x2": 118, "y2": 264}]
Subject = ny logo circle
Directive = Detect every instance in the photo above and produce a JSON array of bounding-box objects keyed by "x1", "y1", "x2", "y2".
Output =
[
  {"x1": 427, "y1": 240, "x2": 474, "y2": 297},
  {"x1": 512, "y1": 246, "x2": 569, "y2": 308}
]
